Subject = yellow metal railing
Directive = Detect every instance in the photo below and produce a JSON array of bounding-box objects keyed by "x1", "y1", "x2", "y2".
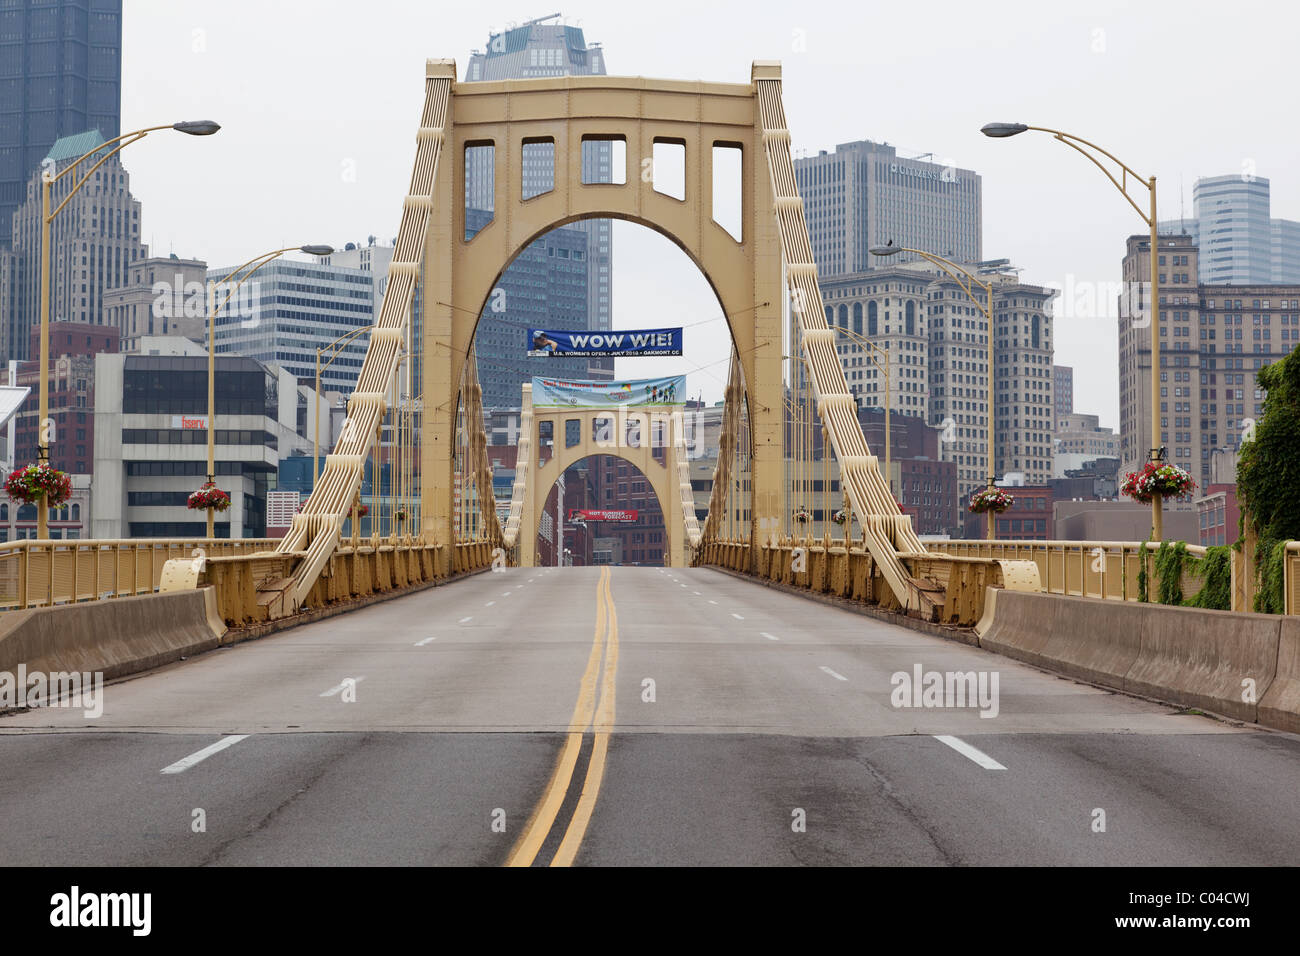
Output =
[
  {"x1": 928, "y1": 539, "x2": 1208, "y2": 604},
  {"x1": 0, "y1": 538, "x2": 277, "y2": 611},
  {"x1": 1286, "y1": 542, "x2": 1300, "y2": 615}
]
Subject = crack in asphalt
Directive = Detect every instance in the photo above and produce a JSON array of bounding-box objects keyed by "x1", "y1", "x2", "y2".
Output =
[{"x1": 197, "y1": 733, "x2": 377, "y2": 867}]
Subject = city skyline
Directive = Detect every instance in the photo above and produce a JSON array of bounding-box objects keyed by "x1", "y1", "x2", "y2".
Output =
[{"x1": 107, "y1": 1, "x2": 1300, "y2": 432}]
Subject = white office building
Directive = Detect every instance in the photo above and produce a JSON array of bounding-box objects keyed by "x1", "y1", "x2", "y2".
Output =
[
  {"x1": 209, "y1": 257, "x2": 373, "y2": 394},
  {"x1": 92, "y1": 336, "x2": 324, "y2": 538}
]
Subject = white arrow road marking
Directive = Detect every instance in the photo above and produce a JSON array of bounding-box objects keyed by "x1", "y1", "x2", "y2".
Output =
[
  {"x1": 320, "y1": 677, "x2": 366, "y2": 698},
  {"x1": 934, "y1": 735, "x2": 1006, "y2": 770},
  {"x1": 160, "y1": 735, "x2": 249, "y2": 775},
  {"x1": 819, "y1": 666, "x2": 847, "y2": 681}
]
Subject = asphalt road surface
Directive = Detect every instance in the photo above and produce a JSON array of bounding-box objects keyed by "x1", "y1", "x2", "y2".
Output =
[{"x1": 2, "y1": 566, "x2": 1297, "y2": 866}]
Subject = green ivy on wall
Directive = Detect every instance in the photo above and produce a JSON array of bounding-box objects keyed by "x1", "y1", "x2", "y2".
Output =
[{"x1": 1236, "y1": 346, "x2": 1300, "y2": 612}]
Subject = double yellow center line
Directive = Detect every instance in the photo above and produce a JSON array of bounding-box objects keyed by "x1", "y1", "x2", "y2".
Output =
[{"x1": 506, "y1": 565, "x2": 619, "y2": 867}]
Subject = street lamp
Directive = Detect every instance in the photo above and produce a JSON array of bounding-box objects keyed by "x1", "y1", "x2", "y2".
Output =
[
  {"x1": 871, "y1": 241, "x2": 998, "y2": 539},
  {"x1": 982, "y1": 121, "x2": 1165, "y2": 540},
  {"x1": 204, "y1": 244, "x2": 334, "y2": 537},
  {"x1": 832, "y1": 325, "x2": 892, "y2": 497},
  {"x1": 36, "y1": 120, "x2": 219, "y2": 538}
]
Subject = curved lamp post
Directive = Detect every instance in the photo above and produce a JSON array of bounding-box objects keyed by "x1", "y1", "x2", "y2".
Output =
[
  {"x1": 36, "y1": 120, "x2": 219, "y2": 538},
  {"x1": 871, "y1": 241, "x2": 998, "y2": 539},
  {"x1": 204, "y1": 244, "x2": 334, "y2": 537},
  {"x1": 981, "y1": 122, "x2": 1164, "y2": 540}
]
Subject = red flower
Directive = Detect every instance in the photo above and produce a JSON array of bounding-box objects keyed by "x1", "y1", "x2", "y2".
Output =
[
  {"x1": 968, "y1": 488, "x2": 1014, "y2": 514},
  {"x1": 4, "y1": 462, "x2": 73, "y2": 507},
  {"x1": 1120, "y1": 462, "x2": 1196, "y2": 504},
  {"x1": 187, "y1": 482, "x2": 231, "y2": 512}
]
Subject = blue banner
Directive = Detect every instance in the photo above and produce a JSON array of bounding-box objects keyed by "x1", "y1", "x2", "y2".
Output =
[
  {"x1": 527, "y1": 327, "x2": 682, "y2": 357},
  {"x1": 531, "y1": 375, "x2": 687, "y2": 408}
]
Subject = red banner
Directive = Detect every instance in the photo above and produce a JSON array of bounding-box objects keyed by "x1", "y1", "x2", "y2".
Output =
[{"x1": 568, "y1": 509, "x2": 638, "y2": 523}]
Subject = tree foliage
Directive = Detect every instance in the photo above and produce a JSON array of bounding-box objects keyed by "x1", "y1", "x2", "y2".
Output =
[{"x1": 1236, "y1": 347, "x2": 1300, "y2": 612}]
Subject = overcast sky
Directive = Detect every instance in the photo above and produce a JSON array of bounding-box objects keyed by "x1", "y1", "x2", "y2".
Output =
[{"x1": 121, "y1": 0, "x2": 1300, "y2": 428}]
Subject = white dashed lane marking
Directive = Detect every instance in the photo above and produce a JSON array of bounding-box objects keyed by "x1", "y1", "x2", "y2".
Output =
[
  {"x1": 819, "y1": 666, "x2": 847, "y2": 681},
  {"x1": 160, "y1": 735, "x2": 249, "y2": 775},
  {"x1": 934, "y1": 735, "x2": 1006, "y2": 770}
]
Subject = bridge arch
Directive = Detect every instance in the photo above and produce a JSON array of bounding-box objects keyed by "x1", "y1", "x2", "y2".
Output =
[
  {"x1": 421, "y1": 66, "x2": 785, "y2": 559},
  {"x1": 515, "y1": 393, "x2": 689, "y2": 568},
  {"x1": 531, "y1": 448, "x2": 673, "y2": 568}
]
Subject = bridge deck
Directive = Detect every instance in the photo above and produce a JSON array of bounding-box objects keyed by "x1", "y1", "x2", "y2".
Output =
[{"x1": 2, "y1": 567, "x2": 1295, "y2": 866}]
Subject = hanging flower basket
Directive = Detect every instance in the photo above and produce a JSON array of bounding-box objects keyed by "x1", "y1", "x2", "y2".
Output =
[
  {"x1": 4, "y1": 462, "x2": 73, "y2": 508},
  {"x1": 394, "y1": 509, "x2": 407, "y2": 522},
  {"x1": 1120, "y1": 462, "x2": 1196, "y2": 505},
  {"x1": 831, "y1": 508, "x2": 849, "y2": 526},
  {"x1": 792, "y1": 508, "x2": 812, "y2": 524},
  {"x1": 187, "y1": 482, "x2": 231, "y2": 512},
  {"x1": 354, "y1": 503, "x2": 369, "y2": 518},
  {"x1": 968, "y1": 487, "x2": 1014, "y2": 514},
  {"x1": 5, "y1": 462, "x2": 71, "y2": 508}
]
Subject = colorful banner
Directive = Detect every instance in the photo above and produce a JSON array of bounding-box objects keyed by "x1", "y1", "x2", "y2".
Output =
[
  {"x1": 531, "y1": 374, "x2": 686, "y2": 408},
  {"x1": 568, "y1": 509, "x2": 639, "y2": 523},
  {"x1": 527, "y1": 327, "x2": 682, "y2": 357}
]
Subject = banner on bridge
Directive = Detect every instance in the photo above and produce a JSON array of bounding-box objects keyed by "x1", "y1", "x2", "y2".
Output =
[
  {"x1": 531, "y1": 374, "x2": 686, "y2": 408},
  {"x1": 527, "y1": 327, "x2": 682, "y2": 357},
  {"x1": 568, "y1": 509, "x2": 639, "y2": 523}
]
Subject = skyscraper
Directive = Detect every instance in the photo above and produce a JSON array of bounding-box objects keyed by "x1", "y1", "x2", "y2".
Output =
[
  {"x1": 5, "y1": 129, "x2": 146, "y2": 362},
  {"x1": 465, "y1": 15, "x2": 613, "y2": 405},
  {"x1": 1193, "y1": 175, "x2": 1272, "y2": 285},
  {"x1": 1117, "y1": 232, "x2": 1300, "y2": 487},
  {"x1": 794, "y1": 140, "x2": 982, "y2": 279},
  {"x1": 1159, "y1": 174, "x2": 1300, "y2": 284},
  {"x1": 819, "y1": 259, "x2": 1055, "y2": 500},
  {"x1": 0, "y1": 0, "x2": 122, "y2": 244},
  {"x1": 1054, "y1": 365, "x2": 1074, "y2": 418}
]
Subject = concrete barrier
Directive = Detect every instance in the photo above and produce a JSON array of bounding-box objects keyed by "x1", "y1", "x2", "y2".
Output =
[
  {"x1": 979, "y1": 589, "x2": 1285, "y2": 727},
  {"x1": 1038, "y1": 595, "x2": 1145, "y2": 690},
  {"x1": 976, "y1": 587, "x2": 1059, "y2": 668},
  {"x1": 0, "y1": 588, "x2": 226, "y2": 684},
  {"x1": 1124, "y1": 602, "x2": 1279, "y2": 723},
  {"x1": 1259, "y1": 617, "x2": 1300, "y2": 733}
]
